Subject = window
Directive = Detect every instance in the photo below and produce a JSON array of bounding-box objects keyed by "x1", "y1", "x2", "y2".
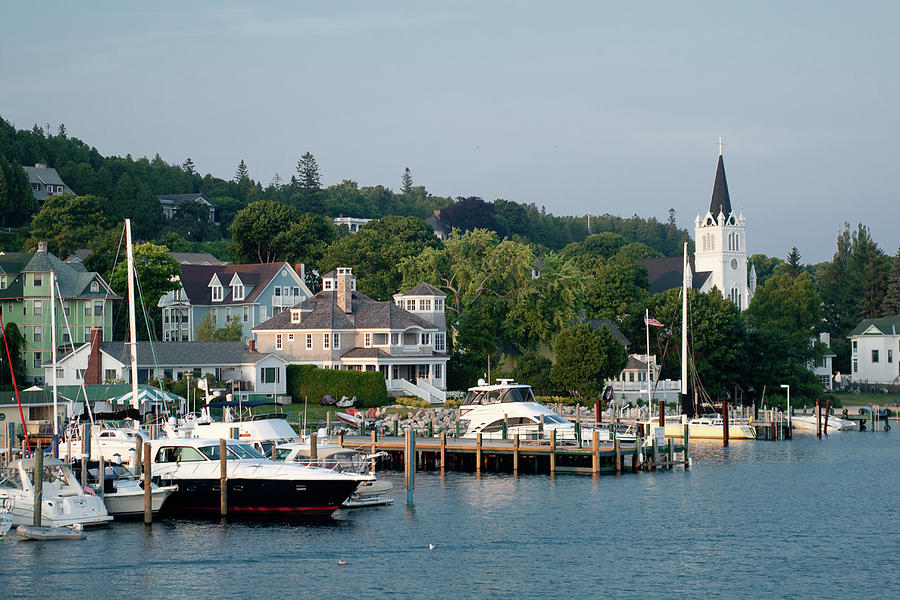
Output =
[
  {"x1": 306, "y1": 334, "x2": 312, "y2": 350},
  {"x1": 56, "y1": 368, "x2": 64, "y2": 379},
  {"x1": 323, "y1": 334, "x2": 330, "y2": 349},
  {"x1": 260, "y1": 306, "x2": 267, "y2": 321},
  {"x1": 872, "y1": 350, "x2": 880, "y2": 363},
  {"x1": 243, "y1": 306, "x2": 249, "y2": 323},
  {"x1": 435, "y1": 298, "x2": 444, "y2": 311},
  {"x1": 853, "y1": 359, "x2": 858, "y2": 373},
  {"x1": 419, "y1": 299, "x2": 431, "y2": 311},
  {"x1": 406, "y1": 299, "x2": 416, "y2": 311},
  {"x1": 33, "y1": 327, "x2": 42, "y2": 343},
  {"x1": 83, "y1": 326, "x2": 91, "y2": 341},
  {"x1": 288, "y1": 334, "x2": 294, "y2": 341},
  {"x1": 90, "y1": 281, "x2": 99, "y2": 293},
  {"x1": 291, "y1": 310, "x2": 301, "y2": 324},
  {"x1": 94, "y1": 301, "x2": 103, "y2": 316},
  {"x1": 333, "y1": 333, "x2": 340, "y2": 348},
  {"x1": 33, "y1": 300, "x2": 42, "y2": 316},
  {"x1": 364, "y1": 333, "x2": 371, "y2": 348},
  {"x1": 390, "y1": 333, "x2": 399, "y2": 345},
  {"x1": 225, "y1": 307, "x2": 231, "y2": 321},
  {"x1": 261, "y1": 367, "x2": 280, "y2": 384},
  {"x1": 62, "y1": 300, "x2": 70, "y2": 316},
  {"x1": 324, "y1": 279, "x2": 333, "y2": 290},
  {"x1": 283, "y1": 286, "x2": 289, "y2": 297},
  {"x1": 105, "y1": 369, "x2": 116, "y2": 382},
  {"x1": 212, "y1": 285, "x2": 223, "y2": 302},
  {"x1": 62, "y1": 330, "x2": 70, "y2": 344},
  {"x1": 421, "y1": 333, "x2": 430, "y2": 346},
  {"x1": 33, "y1": 352, "x2": 43, "y2": 369},
  {"x1": 373, "y1": 333, "x2": 388, "y2": 346},
  {"x1": 889, "y1": 350, "x2": 893, "y2": 364},
  {"x1": 852, "y1": 340, "x2": 858, "y2": 352},
  {"x1": 435, "y1": 333, "x2": 446, "y2": 352},
  {"x1": 293, "y1": 287, "x2": 300, "y2": 297},
  {"x1": 33, "y1": 273, "x2": 42, "y2": 287},
  {"x1": 275, "y1": 334, "x2": 283, "y2": 350},
  {"x1": 434, "y1": 364, "x2": 442, "y2": 380},
  {"x1": 274, "y1": 287, "x2": 281, "y2": 297},
  {"x1": 233, "y1": 284, "x2": 244, "y2": 301},
  {"x1": 83, "y1": 301, "x2": 91, "y2": 316}
]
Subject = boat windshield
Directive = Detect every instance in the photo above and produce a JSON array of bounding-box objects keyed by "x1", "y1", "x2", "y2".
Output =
[
  {"x1": 0, "y1": 467, "x2": 23, "y2": 490},
  {"x1": 462, "y1": 386, "x2": 536, "y2": 406},
  {"x1": 228, "y1": 444, "x2": 264, "y2": 460},
  {"x1": 272, "y1": 448, "x2": 294, "y2": 461}
]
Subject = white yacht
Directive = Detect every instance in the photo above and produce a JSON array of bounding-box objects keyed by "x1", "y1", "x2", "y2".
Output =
[
  {"x1": 274, "y1": 438, "x2": 393, "y2": 508},
  {"x1": 460, "y1": 379, "x2": 631, "y2": 443},
  {"x1": 663, "y1": 415, "x2": 756, "y2": 440},
  {"x1": 59, "y1": 421, "x2": 151, "y2": 465},
  {"x1": 0, "y1": 457, "x2": 112, "y2": 527},
  {"x1": 149, "y1": 437, "x2": 370, "y2": 517},
  {"x1": 88, "y1": 463, "x2": 177, "y2": 517},
  {"x1": 789, "y1": 414, "x2": 856, "y2": 433}
]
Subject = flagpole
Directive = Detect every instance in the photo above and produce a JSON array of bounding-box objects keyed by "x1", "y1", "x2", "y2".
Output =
[{"x1": 645, "y1": 308, "x2": 651, "y2": 423}]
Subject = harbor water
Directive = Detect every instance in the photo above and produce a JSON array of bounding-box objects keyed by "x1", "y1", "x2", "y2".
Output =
[{"x1": 2, "y1": 431, "x2": 898, "y2": 599}]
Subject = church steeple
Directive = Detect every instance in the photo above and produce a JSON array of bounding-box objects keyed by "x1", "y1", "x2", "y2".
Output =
[{"x1": 709, "y1": 154, "x2": 732, "y2": 218}]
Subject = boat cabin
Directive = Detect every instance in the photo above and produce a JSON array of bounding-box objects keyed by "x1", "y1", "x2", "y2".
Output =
[
  {"x1": 152, "y1": 439, "x2": 265, "y2": 464},
  {"x1": 462, "y1": 380, "x2": 537, "y2": 406}
]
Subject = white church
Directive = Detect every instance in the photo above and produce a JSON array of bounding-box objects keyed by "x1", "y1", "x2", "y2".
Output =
[{"x1": 639, "y1": 151, "x2": 756, "y2": 308}]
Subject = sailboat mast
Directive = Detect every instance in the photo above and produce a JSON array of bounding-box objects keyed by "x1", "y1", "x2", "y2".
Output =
[
  {"x1": 681, "y1": 243, "x2": 688, "y2": 395},
  {"x1": 645, "y1": 307, "x2": 652, "y2": 421},
  {"x1": 126, "y1": 219, "x2": 139, "y2": 410},
  {"x1": 50, "y1": 270, "x2": 58, "y2": 436}
]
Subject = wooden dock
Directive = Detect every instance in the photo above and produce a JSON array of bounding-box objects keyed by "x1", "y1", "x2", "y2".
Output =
[{"x1": 338, "y1": 430, "x2": 688, "y2": 476}]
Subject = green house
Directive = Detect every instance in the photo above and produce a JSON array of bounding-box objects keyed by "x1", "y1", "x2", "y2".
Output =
[{"x1": 0, "y1": 242, "x2": 120, "y2": 384}]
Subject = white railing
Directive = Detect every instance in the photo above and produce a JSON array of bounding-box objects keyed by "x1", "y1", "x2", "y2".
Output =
[
  {"x1": 417, "y1": 378, "x2": 446, "y2": 404},
  {"x1": 394, "y1": 378, "x2": 444, "y2": 404}
]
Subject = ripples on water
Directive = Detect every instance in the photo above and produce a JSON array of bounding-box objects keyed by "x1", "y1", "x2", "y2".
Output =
[{"x1": 2, "y1": 433, "x2": 899, "y2": 599}]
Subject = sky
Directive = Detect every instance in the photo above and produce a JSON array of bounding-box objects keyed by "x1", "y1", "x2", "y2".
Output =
[{"x1": 1, "y1": 1, "x2": 898, "y2": 262}]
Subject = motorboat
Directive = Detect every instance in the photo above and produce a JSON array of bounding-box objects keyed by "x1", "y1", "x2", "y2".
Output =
[
  {"x1": 274, "y1": 438, "x2": 393, "y2": 508},
  {"x1": 164, "y1": 399, "x2": 300, "y2": 457},
  {"x1": 59, "y1": 421, "x2": 151, "y2": 465},
  {"x1": 663, "y1": 415, "x2": 756, "y2": 440},
  {"x1": 789, "y1": 414, "x2": 855, "y2": 433},
  {"x1": 460, "y1": 379, "x2": 633, "y2": 443},
  {"x1": 86, "y1": 462, "x2": 177, "y2": 517},
  {"x1": 17, "y1": 523, "x2": 84, "y2": 540},
  {"x1": 149, "y1": 437, "x2": 370, "y2": 517},
  {"x1": 0, "y1": 497, "x2": 12, "y2": 536},
  {"x1": 0, "y1": 457, "x2": 112, "y2": 527}
]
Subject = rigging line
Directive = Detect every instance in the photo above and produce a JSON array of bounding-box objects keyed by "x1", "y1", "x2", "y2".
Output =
[
  {"x1": 133, "y1": 267, "x2": 171, "y2": 416},
  {"x1": 101, "y1": 223, "x2": 127, "y2": 308},
  {"x1": 55, "y1": 279, "x2": 95, "y2": 426},
  {"x1": 0, "y1": 309, "x2": 31, "y2": 456}
]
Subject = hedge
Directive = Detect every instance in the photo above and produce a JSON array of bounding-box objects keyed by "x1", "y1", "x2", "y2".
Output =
[{"x1": 286, "y1": 364, "x2": 390, "y2": 408}]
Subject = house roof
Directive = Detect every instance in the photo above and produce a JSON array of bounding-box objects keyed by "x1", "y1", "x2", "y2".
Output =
[
  {"x1": 170, "y1": 252, "x2": 227, "y2": 265},
  {"x1": 585, "y1": 318, "x2": 631, "y2": 347},
  {"x1": 0, "y1": 389, "x2": 74, "y2": 406},
  {"x1": 848, "y1": 315, "x2": 900, "y2": 337},
  {"x1": 254, "y1": 289, "x2": 438, "y2": 332},
  {"x1": 53, "y1": 384, "x2": 184, "y2": 405},
  {"x1": 0, "y1": 250, "x2": 119, "y2": 300},
  {"x1": 157, "y1": 193, "x2": 216, "y2": 208},
  {"x1": 178, "y1": 262, "x2": 295, "y2": 305},
  {"x1": 425, "y1": 214, "x2": 448, "y2": 233},
  {"x1": 623, "y1": 355, "x2": 649, "y2": 371},
  {"x1": 340, "y1": 347, "x2": 392, "y2": 360},
  {"x1": 398, "y1": 282, "x2": 446, "y2": 297},
  {"x1": 23, "y1": 165, "x2": 68, "y2": 187},
  {"x1": 636, "y1": 256, "x2": 710, "y2": 295},
  {"x1": 709, "y1": 154, "x2": 733, "y2": 217},
  {"x1": 97, "y1": 341, "x2": 278, "y2": 367}
]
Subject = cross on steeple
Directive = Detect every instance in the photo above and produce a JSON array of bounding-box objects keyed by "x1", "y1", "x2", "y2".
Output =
[{"x1": 717, "y1": 136, "x2": 726, "y2": 156}]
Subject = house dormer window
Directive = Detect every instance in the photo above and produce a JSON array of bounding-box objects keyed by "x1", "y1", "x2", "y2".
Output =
[
  {"x1": 212, "y1": 285, "x2": 223, "y2": 302},
  {"x1": 233, "y1": 284, "x2": 244, "y2": 301},
  {"x1": 406, "y1": 299, "x2": 415, "y2": 311},
  {"x1": 435, "y1": 298, "x2": 444, "y2": 311},
  {"x1": 90, "y1": 281, "x2": 99, "y2": 293},
  {"x1": 290, "y1": 309, "x2": 301, "y2": 324},
  {"x1": 324, "y1": 279, "x2": 333, "y2": 290}
]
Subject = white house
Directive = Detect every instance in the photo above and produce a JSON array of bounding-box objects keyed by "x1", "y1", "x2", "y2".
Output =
[
  {"x1": 46, "y1": 340, "x2": 288, "y2": 400},
  {"x1": 849, "y1": 315, "x2": 900, "y2": 385},
  {"x1": 811, "y1": 332, "x2": 837, "y2": 391},
  {"x1": 333, "y1": 216, "x2": 371, "y2": 233},
  {"x1": 606, "y1": 354, "x2": 681, "y2": 405}
]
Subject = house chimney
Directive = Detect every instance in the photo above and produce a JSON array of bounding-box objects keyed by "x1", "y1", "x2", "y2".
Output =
[
  {"x1": 294, "y1": 263, "x2": 306, "y2": 282},
  {"x1": 433, "y1": 210, "x2": 441, "y2": 218},
  {"x1": 336, "y1": 267, "x2": 352, "y2": 314},
  {"x1": 84, "y1": 328, "x2": 103, "y2": 385},
  {"x1": 37, "y1": 241, "x2": 48, "y2": 254},
  {"x1": 248, "y1": 339, "x2": 256, "y2": 352}
]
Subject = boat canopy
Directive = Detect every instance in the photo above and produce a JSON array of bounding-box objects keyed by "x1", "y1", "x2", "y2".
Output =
[
  {"x1": 206, "y1": 400, "x2": 279, "y2": 409},
  {"x1": 462, "y1": 385, "x2": 537, "y2": 406}
]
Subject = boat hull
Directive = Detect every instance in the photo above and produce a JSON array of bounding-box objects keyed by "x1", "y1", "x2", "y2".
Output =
[
  {"x1": 664, "y1": 423, "x2": 756, "y2": 439},
  {"x1": 157, "y1": 477, "x2": 359, "y2": 517},
  {"x1": 102, "y1": 486, "x2": 176, "y2": 517}
]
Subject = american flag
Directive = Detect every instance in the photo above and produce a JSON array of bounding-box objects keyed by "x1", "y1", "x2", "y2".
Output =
[{"x1": 644, "y1": 315, "x2": 664, "y2": 327}]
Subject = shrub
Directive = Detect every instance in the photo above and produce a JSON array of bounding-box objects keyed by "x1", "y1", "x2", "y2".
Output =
[
  {"x1": 396, "y1": 397, "x2": 430, "y2": 408},
  {"x1": 286, "y1": 365, "x2": 389, "y2": 408}
]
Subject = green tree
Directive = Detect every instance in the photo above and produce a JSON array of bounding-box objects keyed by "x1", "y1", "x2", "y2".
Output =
[
  {"x1": 109, "y1": 242, "x2": 181, "y2": 339},
  {"x1": 271, "y1": 213, "x2": 335, "y2": 277},
  {"x1": 0, "y1": 322, "x2": 26, "y2": 386},
  {"x1": 401, "y1": 167, "x2": 413, "y2": 194},
  {"x1": 785, "y1": 247, "x2": 802, "y2": 278},
  {"x1": 195, "y1": 313, "x2": 216, "y2": 341},
  {"x1": 230, "y1": 200, "x2": 299, "y2": 263},
  {"x1": 296, "y1": 152, "x2": 321, "y2": 190},
  {"x1": 235, "y1": 159, "x2": 250, "y2": 183},
  {"x1": 881, "y1": 245, "x2": 900, "y2": 315},
  {"x1": 182, "y1": 157, "x2": 196, "y2": 175},
  {"x1": 0, "y1": 157, "x2": 36, "y2": 226},
  {"x1": 26, "y1": 194, "x2": 111, "y2": 258},
  {"x1": 504, "y1": 254, "x2": 581, "y2": 349},
  {"x1": 580, "y1": 256, "x2": 649, "y2": 322},
  {"x1": 320, "y1": 216, "x2": 440, "y2": 300},
  {"x1": 510, "y1": 352, "x2": 555, "y2": 396},
  {"x1": 213, "y1": 315, "x2": 244, "y2": 341},
  {"x1": 109, "y1": 173, "x2": 164, "y2": 240},
  {"x1": 748, "y1": 253, "x2": 783, "y2": 287},
  {"x1": 550, "y1": 324, "x2": 627, "y2": 402}
]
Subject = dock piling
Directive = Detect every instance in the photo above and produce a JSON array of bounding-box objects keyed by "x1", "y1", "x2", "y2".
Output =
[
  {"x1": 98, "y1": 456, "x2": 105, "y2": 498},
  {"x1": 824, "y1": 398, "x2": 831, "y2": 435},
  {"x1": 440, "y1": 432, "x2": 446, "y2": 474},
  {"x1": 816, "y1": 398, "x2": 822, "y2": 439},
  {"x1": 33, "y1": 442, "x2": 43, "y2": 526},
  {"x1": 591, "y1": 429, "x2": 599, "y2": 475},
  {"x1": 513, "y1": 434, "x2": 519, "y2": 474},
  {"x1": 614, "y1": 437, "x2": 621, "y2": 473},
  {"x1": 143, "y1": 441, "x2": 152, "y2": 524},
  {"x1": 310, "y1": 431, "x2": 318, "y2": 462},
  {"x1": 722, "y1": 401, "x2": 729, "y2": 447},
  {"x1": 476, "y1": 433, "x2": 482, "y2": 475},
  {"x1": 405, "y1": 429, "x2": 415, "y2": 505},
  {"x1": 683, "y1": 423, "x2": 690, "y2": 466},
  {"x1": 549, "y1": 429, "x2": 556, "y2": 474}
]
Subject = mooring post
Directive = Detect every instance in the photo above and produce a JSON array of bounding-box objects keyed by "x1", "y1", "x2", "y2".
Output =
[
  {"x1": 440, "y1": 431, "x2": 446, "y2": 474},
  {"x1": 371, "y1": 429, "x2": 377, "y2": 453},
  {"x1": 595, "y1": 397, "x2": 602, "y2": 425},
  {"x1": 309, "y1": 431, "x2": 318, "y2": 463},
  {"x1": 219, "y1": 438, "x2": 227, "y2": 517},
  {"x1": 816, "y1": 398, "x2": 822, "y2": 439},
  {"x1": 81, "y1": 423, "x2": 90, "y2": 487},
  {"x1": 722, "y1": 401, "x2": 729, "y2": 447},
  {"x1": 502, "y1": 413, "x2": 508, "y2": 441},
  {"x1": 614, "y1": 437, "x2": 622, "y2": 473},
  {"x1": 549, "y1": 429, "x2": 556, "y2": 474},
  {"x1": 326, "y1": 411, "x2": 331, "y2": 436},
  {"x1": 394, "y1": 419, "x2": 399, "y2": 437},
  {"x1": 824, "y1": 398, "x2": 831, "y2": 435},
  {"x1": 651, "y1": 436, "x2": 658, "y2": 470},
  {"x1": 338, "y1": 430, "x2": 344, "y2": 448},
  {"x1": 658, "y1": 401, "x2": 664, "y2": 428},
  {"x1": 872, "y1": 405, "x2": 877, "y2": 432},
  {"x1": 98, "y1": 455, "x2": 105, "y2": 498},
  {"x1": 591, "y1": 429, "x2": 599, "y2": 475},
  {"x1": 667, "y1": 438, "x2": 674, "y2": 467},
  {"x1": 632, "y1": 436, "x2": 640, "y2": 472},
  {"x1": 476, "y1": 433, "x2": 482, "y2": 475},
  {"x1": 143, "y1": 441, "x2": 152, "y2": 525},
  {"x1": 513, "y1": 434, "x2": 520, "y2": 474},
  {"x1": 33, "y1": 442, "x2": 43, "y2": 526},
  {"x1": 134, "y1": 434, "x2": 143, "y2": 477},
  {"x1": 683, "y1": 423, "x2": 690, "y2": 467},
  {"x1": 405, "y1": 429, "x2": 415, "y2": 505}
]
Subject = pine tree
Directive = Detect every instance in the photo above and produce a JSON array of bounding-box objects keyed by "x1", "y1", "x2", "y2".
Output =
[
  {"x1": 182, "y1": 157, "x2": 196, "y2": 175},
  {"x1": 57, "y1": 123, "x2": 67, "y2": 139},
  {"x1": 296, "y1": 152, "x2": 321, "y2": 190},
  {"x1": 786, "y1": 246, "x2": 802, "y2": 277},
  {"x1": 401, "y1": 167, "x2": 413, "y2": 194},
  {"x1": 235, "y1": 159, "x2": 250, "y2": 183},
  {"x1": 881, "y1": 245, "x2": 900, "y2": 316}
]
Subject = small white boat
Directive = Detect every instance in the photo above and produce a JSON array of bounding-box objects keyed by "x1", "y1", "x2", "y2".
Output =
[
  {"x1": 663, "y1": 415, "x2": 757, "y2": 440},
  {"x1": 89, "y1": 463, "x2": 177, "y2": 517},
  {"x1": 59, "y1": 421, "x2": 151, "y2": 465},
  {"x1": 0, "y1": 457, "x2": 112, "y2": 527},
  {"x1": 789, "y1": 415, "x2": 855, "y2": 433},
  {"x1": 0, "y1": 498, "x2": 12, "y2": 536},
  {"x1": 274, "y1": 439, "x2": 393, "y2": 508},
  {"x1": 17, "y1": 523, "x2": 85, "y2": 540}
]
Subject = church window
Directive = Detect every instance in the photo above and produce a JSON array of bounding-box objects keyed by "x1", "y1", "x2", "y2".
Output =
[{"x1": 735, "y1": 234, "x2": 740, "y2": 250}]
